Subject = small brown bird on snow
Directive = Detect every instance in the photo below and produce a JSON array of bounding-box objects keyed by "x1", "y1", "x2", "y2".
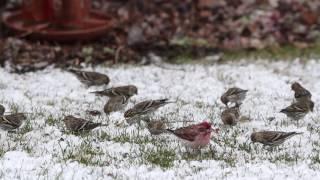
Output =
[
  {"x1": 0, "y1": 113, "x2": 27, "y2": 131},
  {"x1": 251, "y1": 131, "x2": 303, "y2": 146},
  {"x1": 221, "y1": 104, "x2": 240, "y2": 126},
  {"x1": 63, "y1": 115, "x2": 107, "y2": 132},
  {"x1": 68, "y1": 69, "x2": 110, "y2": 86},
  {"x1": 104, "y1": 96, "x2": 129, "y2": 114},
  {"x1": 124, "y1": 99, "x2": 173, "y2": 119},
  {"x1": 291, "y1": 82, "x2": 312, "y2": 102},
  {"x1": 221, "y1": 87, "x2": 248, "y2": 107},
  {"x1": 124, "y1": 99, "x2": 174, "y2": 125},
  {"x1": 91, "y1": 85, "x2": 138, "y2": 98},
  {"x1": 280, "y1": 100, "x2": 314, "y2": 121}
]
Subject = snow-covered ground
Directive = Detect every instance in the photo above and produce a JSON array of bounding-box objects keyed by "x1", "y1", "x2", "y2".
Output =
[{"x1": 0, "y1": 60, "x2": 320, "y2": 180}]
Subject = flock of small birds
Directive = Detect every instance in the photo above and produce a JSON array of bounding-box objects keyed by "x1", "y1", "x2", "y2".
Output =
[
  {"x1": 219, "y1": 83, "x2": 314, "y2": 147},
  {"x1": 0, "y1": 69, "x2": 315, "y2": 151}
]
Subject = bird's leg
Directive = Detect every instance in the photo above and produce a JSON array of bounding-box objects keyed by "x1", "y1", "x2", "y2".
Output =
[
  {"x1": 284, "y1": 119, "x2": 288, "y2": 127},
  {"x1": 105, "y1": 114, "x2": 110, "y2": 121},
  {"x1": 137, "y1": 119, "x2": 141, "y2": 127},
  {"x1": 136, "y1": 118, "x2": 144, "y2": 129},
  {"x1": 295, "y1": 120, "x2": 299, "y2": 127},
  {"x1": 209, "y1": 145, "x2": 216, "y2": 158},
  {"x1": 270, "y1": 146, "x2": 276, "y2": 152},
  {"x1": 197, "y1": 148, "x2": 202, "y2": 159},
  {"x1": 177, "y1": 144, "x2": 182, "y2": 154},
  {"x1": 184, "y1": 146, "x2": 193, "y2": 157}
]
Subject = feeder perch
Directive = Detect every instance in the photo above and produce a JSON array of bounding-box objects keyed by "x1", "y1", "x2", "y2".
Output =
[{"x1": 2, "y1": 0, "x2": 113, "y2": 42}]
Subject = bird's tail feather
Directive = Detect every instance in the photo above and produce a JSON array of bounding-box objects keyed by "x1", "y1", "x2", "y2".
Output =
[
  {"x1": 292, "y1": 132, "x2": 303, "y2": 135},
  {"x1": 166, "y1": 129, "x2": 174, "y2": 134},
  {"x1": 90, "y1": 90, "x2": 105, "y2": 95},
  {"x1": 160, "y1": 99, "x2": 176, "y2": 104},
  {"x1": 67, "y1": 69, "x2": 80, "y2": 75},
  {"x1": 280, "y1": 109, "x2": 287, "y2": 113}
]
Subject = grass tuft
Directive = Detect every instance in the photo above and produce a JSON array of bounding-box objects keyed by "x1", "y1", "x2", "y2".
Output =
[{"x1": 144, "y1": 147, "x2": 176, "y2": 168}]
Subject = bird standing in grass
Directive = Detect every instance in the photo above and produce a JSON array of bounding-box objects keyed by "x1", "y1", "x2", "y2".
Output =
[
  {"x1": 221, "y1": 104, "x2": 240, "y2": 126},
  {"x1": 63, "y1": 115, "x2": 107, "y2": 132},
  {"x1": 251, "y1": 131, "x2": 303, "y2": 146},
  {"x1": 91, "y1": 85, "x2": 138, "y2": 98},
  {"x1": 291, "y1": 82, "x2": 312, "y2": 102},
  {"x1": 104, "y1": 96, "x2": 129, "y2": 114},
  {"x1": 221, "y1": 87, "x2": 248, "y2": 107},
  {"x1": 0, "y1": 105, "x2": 5, "y2": 115},
  {"x1": 93, "y1": 85, "x2": 138, "y2": 114},
  {"x1": 280, "y1": 100, "x2": 314, "y2": 121},
  {"x1": 0, "y1": 113, "x2": 27, "y2": 131},
  {"x1": 124, "y1": 99, "x2": 173, "y2": 123},
  {"x1": 68, "y1": 69, "x2": 110, "y2": 86},
  {"x1": 167, "y1": 121, "x2": 218, "y2": 149}
]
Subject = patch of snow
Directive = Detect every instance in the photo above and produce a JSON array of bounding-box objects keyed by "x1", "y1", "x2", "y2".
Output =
[{"x1": 0, "y1": 60, "x2": 319, "y2": 179}]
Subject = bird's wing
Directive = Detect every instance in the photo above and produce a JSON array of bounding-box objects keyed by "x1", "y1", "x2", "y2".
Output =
[
  {"x1": 263, "y1": 131, "x2": 299, "y2": 142},
  {"x1": 294, "y1": 86, "x2": 311, "y2": 99},
  {"x1": 285, "y1": 103, "x2": 308, "y2": 112},
  {"x1": 227, "y1": 88, "x2": 247, "y2": 95},
  {"x1": 81, "y1": 71, "x2": 100, "y2": 81},
  {"x1": 147, "y1": 99, "x2": 171, "y2": 110},
  {"x1": 134, "y1": 100, "x2": 154, "y2": 113},
  {"x1": 2, "y1": 113, "x2": 26, "y2": 126},
  {"x1": 81, "y1": 121, "x2": 101, "y2": 131},
  {"x1": 171, "y1": 126, "x2": 199, "y2": 141},
  {"x1": 71, "y1": 118, "x2": 88, "y2": 131}
]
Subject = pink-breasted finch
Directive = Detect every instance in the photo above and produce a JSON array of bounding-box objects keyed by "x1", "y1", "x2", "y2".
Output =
[{"x1": 167, "y1": 121, "x2": 219, "y2": 149}]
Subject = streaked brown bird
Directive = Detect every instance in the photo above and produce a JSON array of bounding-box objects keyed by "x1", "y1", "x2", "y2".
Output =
[
  {"x1": 221, "y1": 104, "x2": 240, "y2": 126},
  {"x1": 251, "y1": 131, "x2": 303, "y2": 146},
  {"x1": 0, "y1": 113, "x2": 27, "y2": 131},
  {"x1": 68, "y1": 69, "x2": 110, "y2": 86},
  {"x1": 0, "y1": 105, "x2": 5, "y2": 115},
  {"x1": 124, "y1": 99, "x2": 173, "y2": 119},
  {"x1": 63, "y1": 115, "x2": 107, "y2": 132},
  {"x1": 104, "y1": 96, "x2": 129, "y2": 114},
  {"x1": 291, "y1": 82, "x2": 312, "y2": 102},
  {"x1": 221, "y1": 87, "x2": 248, "y2": 107},
  {"x1": 280, "y1": 100, "x2": 314, "y2": 121},
  {"x1": 91, "y1": 85, "x2": 138, "y2": 98}
]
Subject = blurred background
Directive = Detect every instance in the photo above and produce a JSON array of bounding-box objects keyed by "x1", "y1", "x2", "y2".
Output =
[{"x1": 0, "y1": 0, "x2": 320, "y2": 72}]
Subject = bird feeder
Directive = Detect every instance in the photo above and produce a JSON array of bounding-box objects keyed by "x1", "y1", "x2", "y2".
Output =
[{"x1": 2, "y1": 0, "x2": 113, "y2": 42}]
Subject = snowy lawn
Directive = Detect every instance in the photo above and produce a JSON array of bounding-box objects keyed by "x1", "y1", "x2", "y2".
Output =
[{"x1": 0, "y1": 60, "x2": 320, "y2": 179}]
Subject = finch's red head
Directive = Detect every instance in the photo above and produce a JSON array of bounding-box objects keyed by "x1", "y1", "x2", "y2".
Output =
[
  {"x1": 199, "y1": 121, "x2": 212, "y2": 129},
  {"x1": 199, "y1": 121, "x2": 220, "y2": 133}
]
